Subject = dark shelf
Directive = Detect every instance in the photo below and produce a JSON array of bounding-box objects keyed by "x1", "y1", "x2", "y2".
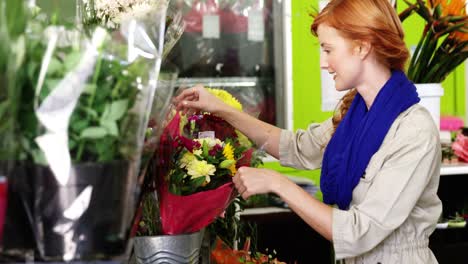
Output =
[{"x1": 241, "y1": 210, "x2": 333, "y2": 264}]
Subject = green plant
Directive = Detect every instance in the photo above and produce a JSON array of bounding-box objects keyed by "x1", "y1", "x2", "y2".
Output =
[
  {"x1": 0, "y1": 0, "x2": 28, "y2": 161},
  {"x1": 400, "y1": 0, "x2": 468, "y2": 83},
  {"x1": 35, "y1": 44, "x2": 148, "y2": 163},
  {"x1": 208, "y1": 197, "x2": 257, "y2": 251},
  {"x1": 137, "y1": 191, "x2": 163, "y2": 236},
  {"x1": 0, "y1": 3, "x2": 159, "y2": 165}
]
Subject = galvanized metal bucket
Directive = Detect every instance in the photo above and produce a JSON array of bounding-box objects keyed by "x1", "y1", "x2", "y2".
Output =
[{"x1": 133, "y1": 230, "x2": 204, "y2": 264}]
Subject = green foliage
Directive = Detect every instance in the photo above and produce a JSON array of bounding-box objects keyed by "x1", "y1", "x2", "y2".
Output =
[
  {"x1": 32, "y1": 39, "x2": 149, "y2": 163},
  {"x1": 137, "y1": 191, "x2": 163, "y2": 236},
  {"x1": 0, "y1": 3, "x2": 153, "y2": 164},
  {"x1": 0, "y1": 0, "x2": 29, "y2": 161},
  {"x1": 207, "y1": 197, "x2": 258, "y2": 252}
]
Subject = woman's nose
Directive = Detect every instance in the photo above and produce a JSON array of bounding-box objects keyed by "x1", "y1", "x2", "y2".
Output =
[{"x1": 320, "y1": 58, "x2": 328, "y2": 70}]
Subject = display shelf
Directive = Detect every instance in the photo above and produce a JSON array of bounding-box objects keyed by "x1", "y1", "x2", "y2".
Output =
[
  {"x1": 241, "y1": 206, "x2": 291, "y2": 216},
  {"x1": 175, "y1": 77, "x2": 261, "y2": 88},
  {"x1": 440, "y1": 163, "x2": 468, "y2": 176}
]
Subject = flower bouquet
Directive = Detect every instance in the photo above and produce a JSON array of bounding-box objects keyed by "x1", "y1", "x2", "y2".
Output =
[
  {"x1": 400, "y1": 0, "x2": 468, "y2": 83},
  {"x1": 134, "y1": 88, "x2": 263, "y2": 236}
]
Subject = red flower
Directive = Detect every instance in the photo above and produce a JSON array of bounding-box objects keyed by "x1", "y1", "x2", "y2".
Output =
[
  {"x1": 177, "y1": 136, "x2": 201, "y2": 152},
  {"x1": 195, "y1": 114, "x2": 237, "y2": 140},
  {"x1": 209, "y1": 144, "x2": 223, "y2": 156},
  {"x1": 236, "y1": 148, "x2": 254, "y2": 168}
]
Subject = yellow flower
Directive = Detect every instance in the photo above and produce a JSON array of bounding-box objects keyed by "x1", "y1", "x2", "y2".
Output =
[
  {"x1": 222, "y1": 143, "x2": 237, "y2": 175},
  {"x1": 223, "y1": 142, "x2": 235, "y2": 160},
  {"x1": 180, "y1": 152, "x2": 195, "y2": 169},
  {"x1": 207, "y1": 88, "x2": 243, "y2": 111},
  {"x1": 187, "y1": 159, "x2": 216, "y2": 183}
]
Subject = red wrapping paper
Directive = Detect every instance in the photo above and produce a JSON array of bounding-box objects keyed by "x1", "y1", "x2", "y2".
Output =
[{"x1": 0, "y1": 178, "x2": 7, "y2": 243}]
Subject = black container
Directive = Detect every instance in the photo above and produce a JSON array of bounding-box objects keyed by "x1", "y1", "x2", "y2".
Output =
[
  {"x1": 31, "y1": 161, "x2": 133, "y2": 261},
  {"x1": 1, "y1": 162, "x2": 36, "y2": 260}
]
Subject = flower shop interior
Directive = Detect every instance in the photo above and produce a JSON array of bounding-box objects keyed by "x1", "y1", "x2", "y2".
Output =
[{"x1": 2, "y1": 0, "x2": 468, "y2": 263}]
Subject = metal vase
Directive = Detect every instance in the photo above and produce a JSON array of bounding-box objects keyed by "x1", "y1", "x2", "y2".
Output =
[{"x1": 133, "y1": 231, "x2": 204, "y2": 264}]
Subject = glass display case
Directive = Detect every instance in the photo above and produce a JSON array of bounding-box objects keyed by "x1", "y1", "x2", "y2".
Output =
[{"x1": 167, "y1": 0, "x2": 292, "y2": 128}]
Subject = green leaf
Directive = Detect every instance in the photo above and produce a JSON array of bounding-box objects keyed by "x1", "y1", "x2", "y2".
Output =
[
  {"x1": 44, "y1": 78, "x2": 61, "y2": 91},
  {"x1": 101, "y1": 100, "x2": 129, "y2": 124},
  {"x1": 95, "y1": 137, "x2": 117, "y2": 161},
  {"x1": 5, "y1": 0, "x2": 27, "y2": 39},
  {"x1": 12, "y1": 35, "x2": 25, "y2": 71},
  {"x1": 64, "y1": 51, "x2": 82, "y2": 71},
  {"x1": 170, "y1": 184, "x2": 180, "y2": 195},
  {"x1": 31, "y1": 149, "x2": 47, "y2": 165},
  {"x1": 108, "y1": 99, "x2": 128, "y2": 121},
  {"x1": 202, "y1": 141, "x2": 209, "y2": 157},
  {"x1": 191, "y1": 176, "x2": 206, "y2": 189},
  {"x1": 80, "y1": 106, "x2": 98, "y2": 119},
  {"x1": 46, "y1": 57, "x2": 63, "y2": 76},
  {"x1": 100, "y1": 119, "x2": 118, "y2": 136},
  {"x1": 83, "y1": 84, "x2": 97, "y2": 94},
  {"x1": 171, "y1": 170, "x2": 185, "y2": 183},
  {"x1": 70, "y1": 119, "x2": 89, "y2": 133},
  {"x1": 0, "y1": 101, "x2": 8, "y2": 118},
  {"x1": 80, "y1": 126, "x2": 107, "y2": 139},
  {"x1": 69, "y1": 139, "x2": 77, "y2": 150}
]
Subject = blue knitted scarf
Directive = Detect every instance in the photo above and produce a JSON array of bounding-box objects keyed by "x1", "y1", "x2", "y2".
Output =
[{"x1": 320, "y1": 70, "x2": 420, "y2": 210}]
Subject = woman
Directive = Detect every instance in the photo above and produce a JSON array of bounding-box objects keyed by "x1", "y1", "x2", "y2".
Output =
[{"x1": 174, "y1": 0, "x2": 442, "y2": 262}]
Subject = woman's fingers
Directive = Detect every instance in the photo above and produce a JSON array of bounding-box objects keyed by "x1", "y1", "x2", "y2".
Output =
[
  {"x1": 173, "y1": 85, "x2": 203, "y2": 111},
  {"x1": 233, "y1": 168, "x2": 252, "y2": 199}
]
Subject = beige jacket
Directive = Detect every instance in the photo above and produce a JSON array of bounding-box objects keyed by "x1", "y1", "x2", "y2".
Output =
[{"x1": 279, "y1": 104, "x2": 442, "y2": 264}]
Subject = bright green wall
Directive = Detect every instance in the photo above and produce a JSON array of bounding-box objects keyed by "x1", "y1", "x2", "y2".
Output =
[{"x1": 263, "y1": 0, "x2": 466, "y2": 200}]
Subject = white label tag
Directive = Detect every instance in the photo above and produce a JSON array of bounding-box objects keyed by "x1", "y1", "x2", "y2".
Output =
[
  {"x1": 248, "y1": 10, "x2": 264, "y2": 42},
  {"x1": 203, "y1": 15, "x2": 220, "y2": 39},
  {"x1": 199, "y1": 131, "x2": 215, "y2": 139}
]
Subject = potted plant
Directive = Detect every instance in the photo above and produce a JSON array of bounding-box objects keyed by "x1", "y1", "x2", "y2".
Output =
[
  {"x1": 0, "y1": 1, "x2": 170, "y2": 261},
  {"x1": 0, "y1": 1, "x2": 39, "y2": 259},
  {"x1": 399, "y1": 0, "x2": 468, "y2": 126}
]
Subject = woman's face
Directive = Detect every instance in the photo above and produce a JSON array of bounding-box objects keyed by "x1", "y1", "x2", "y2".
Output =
[{"x1": 317, "y1": 24, "x2": 363, "y2": 91}]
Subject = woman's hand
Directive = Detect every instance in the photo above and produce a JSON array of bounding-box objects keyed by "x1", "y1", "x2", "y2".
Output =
[
  {"x1": 173, "y1": 84, "x2": 228, "y2": 115},
  {"x1": 233, "y1": 167, "x2": 285, "y2": 199}
]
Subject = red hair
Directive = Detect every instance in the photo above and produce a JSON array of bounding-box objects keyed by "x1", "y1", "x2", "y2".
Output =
[{"x1": 311, "y1": 0, "x2": 409, "y2": 132}]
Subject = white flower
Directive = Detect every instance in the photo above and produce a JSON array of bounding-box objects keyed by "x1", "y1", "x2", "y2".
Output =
[
  {"x1": 186, "y1": 159, "x2": 216, "y2": 183},
  {"x1": 180, "y1": 152, "x2": 195, "y2": 169},
  {"x1": 92, "y1": 0, "x2": 169, "y2": 28},
  {"x1": 195, "y1": 138, "x2": 223, "y2": 148}
]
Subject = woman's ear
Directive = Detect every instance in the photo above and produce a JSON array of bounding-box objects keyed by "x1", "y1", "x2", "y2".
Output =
[{"x1": 354, "y1": 40, "x2": 372, "y2": 60}]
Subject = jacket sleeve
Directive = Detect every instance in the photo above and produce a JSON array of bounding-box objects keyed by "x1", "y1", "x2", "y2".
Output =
[
  {"x1": 278, "y1": 118, "x2": 334, "y2": 170},
  {"x1": 332, "y1": 128, "x2": 441, "y2": 259}
]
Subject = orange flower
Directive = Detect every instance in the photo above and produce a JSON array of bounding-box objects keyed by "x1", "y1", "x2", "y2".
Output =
[
  {"x1": 445, "y1": 0, "x2": 465, "y2": 16},
  {"x1": 450, "y1": 30, "x2": 468, "y2": 53},
  {"x1": 451, "y1": 30, "x2": 468, "y2": 43},
  {"x1": 428, "y1": 0, "x2": 466, "y2": 16}
]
